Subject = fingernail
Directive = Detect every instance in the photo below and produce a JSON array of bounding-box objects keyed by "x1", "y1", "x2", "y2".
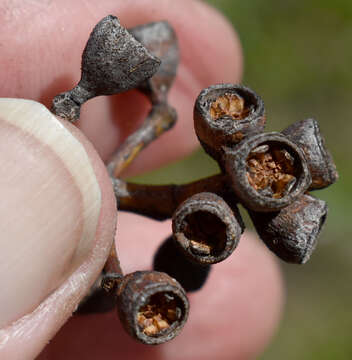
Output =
[{"x1": 0, "y1": 99, "x2": 102, "y2": 327}]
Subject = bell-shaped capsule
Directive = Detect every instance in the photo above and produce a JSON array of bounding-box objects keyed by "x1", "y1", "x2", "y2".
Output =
[
  {"x1": 172, "y1": 192, "x2": 243, "y2": 265},
  {"x1": 52, "y1": 15, "x2": 161, "y2": 121}
]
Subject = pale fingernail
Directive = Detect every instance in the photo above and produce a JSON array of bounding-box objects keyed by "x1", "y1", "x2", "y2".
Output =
[{"x1": 0, "y1": 99, "x2": 101, "y2": 327}]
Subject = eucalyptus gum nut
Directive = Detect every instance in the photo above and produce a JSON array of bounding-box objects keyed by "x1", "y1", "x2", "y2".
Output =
[
  {"x1": 52, "y1": 15, "x2": 161, "y2": 121},
  {"x1": 172, "y1": 192, "x2": 243, "y2": 265},
  {"x1": 129, "y1": 21, "x2": 179, "y2": 102},
  {"x1": 282, "y1": 118, "x2": 338, "y2": 190},
  {"x1": 194, "y1": 84, "x2": 265, "y2": 162},
  {"x1": 115, "y1": 271, "x2": 189, "y2": 345},
  {"x1": 224, "y1": 132, "x2": 312, "y2": 212},
  {"x1": 0, "y1": 98, "x2": 116, "y2": 330},
  {"x1": 249, "y1": 194, "x2": 328, "y2": 264},
  {"x1": 80, "y1": 15, "x2": 161, "y2": 97}
]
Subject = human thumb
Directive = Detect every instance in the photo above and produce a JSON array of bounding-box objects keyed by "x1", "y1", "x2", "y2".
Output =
[{"x1": 0, "y1": 99, "x2": 116, "y2": 359}]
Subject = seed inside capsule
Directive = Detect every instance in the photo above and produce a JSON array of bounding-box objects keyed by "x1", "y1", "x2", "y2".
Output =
[
  {"x1": 190, "y1": 240, "x2": 212, "y2": 255},
  {"x1": 210, "y1": 93, "x2": 250, "y2": 120},
  {"x1": 183, "y1": 211, "x2": 227, "y2": 257},
  {"x1": 137, "y1": 292, "x2": 181, "y2": 336},
  {"x1": 246, "y1": 143, "x2": 298, "y2": 198}
]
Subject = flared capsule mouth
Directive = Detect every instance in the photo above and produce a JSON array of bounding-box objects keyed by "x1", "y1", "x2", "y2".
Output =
[
  {"x1": 195, "y1": 84, "x2": 265, "y2": 135},
  {"x1": 194, "y1": 84, "x2": 266, "y2": 161},
  {"x1": 246, "y1": 141, "x2": 301, "y2": 199},
  {"x1": 133, "y1": 283, "x2": 188, "y2": 344},
  {"x1": 225, "y1": 133, "x2": 311, "y2": 212},
  {"x1": 116, "y1": 271, "x2": 189, "y2": 345},
  {"x1": 173, "y1": 192, "x2": 242, "y2": 265}
]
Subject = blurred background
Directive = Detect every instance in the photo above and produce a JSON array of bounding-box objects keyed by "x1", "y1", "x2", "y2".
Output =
[{"x1": 132, "y1": 1, "x2": 352, "y2": 358}]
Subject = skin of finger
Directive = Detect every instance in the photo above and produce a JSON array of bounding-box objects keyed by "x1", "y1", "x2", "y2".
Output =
[
  {"x1": 38, "y1": 213, "x2": 284, "y2": 360},
  {"x1": 0, "y1": 118, "x2": 117, "y2": 360},
  {"x1": 0, "y1": 0, "x2": 242, "y2": 175}
]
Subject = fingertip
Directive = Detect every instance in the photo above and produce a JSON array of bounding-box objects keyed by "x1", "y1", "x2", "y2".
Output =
[{"x1": 177, "y1": 0, "x2": 243, "y2": 86}]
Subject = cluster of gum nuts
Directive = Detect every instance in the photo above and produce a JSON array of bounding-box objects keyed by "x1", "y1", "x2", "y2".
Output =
[{"x1": 29, "y1": 15, "x2": 338, "y2": 345}]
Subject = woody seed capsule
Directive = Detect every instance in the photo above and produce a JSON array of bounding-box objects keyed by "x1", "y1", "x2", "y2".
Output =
[
  {"x1": 249, "y1": 194, "x2": 328, "y2": 263},
  {"x1": 172, "y1": 192, "x2": 243, "y2": 265},
  {"x1": 282, "y1": 118, "x2": 338, "y2": 190},
  {"x1": 224, "y1": 132, "x2": 311, "y2": 212},
  {"x1": 194, "y1": 84, "x2": 265, "y2": 162},
  {"x1": 129, "y1": 21, "x2": 179, "y2": 103},
  {"x1": 52, "y1": 15, "x2": 161, "y2": 121},
  {"x1": 115, "y1": 271, "x2": 189, "y2": 345}
]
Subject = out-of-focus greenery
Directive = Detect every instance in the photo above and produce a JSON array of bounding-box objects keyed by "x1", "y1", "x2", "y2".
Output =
[{"x1": 132, "y1": 1, "x2": 352, "y2": 358}]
